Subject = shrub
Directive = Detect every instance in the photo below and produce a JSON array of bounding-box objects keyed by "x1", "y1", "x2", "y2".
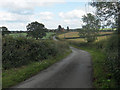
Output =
[
  {"x1": 104, "y1": 34, "x2": 120, "y2": 86},
  {"x1": 2, "y1": 36, "x2": 69, "y2": 69}
]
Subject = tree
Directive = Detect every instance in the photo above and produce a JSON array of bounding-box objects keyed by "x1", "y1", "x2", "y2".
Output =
[
  {"x1": 58, "y1": 25, "x2": 62, "y2": 31},
  {"x1": 1, "y1": 26, "x2": 10, "y2": 36},
  {"x1": 26, "y1": 21, "x2": 46, "y2": 39},
  {"x1": 91, "y1": 1, "x2": 120, "y2": 86},
  {"x1": 90, "y1": 1, "x2": 120, "y2": 33},
  {"x1": 79, "y1": 13, "x2": 100, "y2": 42},
  {"x1": 67, "y1": 26, "x2": 69, "y2": 31}
]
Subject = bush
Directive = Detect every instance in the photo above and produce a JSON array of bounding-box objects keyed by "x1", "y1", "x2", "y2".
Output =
[
  {"x1": 2, "y1": 36, "x2": 69, "y2": 69},
  {"x1": 104, "y1": 34, "x2": 120, "y2": 86},
  {"x1": 93, "y1": 33, "x2": 119, "y2": 87}
]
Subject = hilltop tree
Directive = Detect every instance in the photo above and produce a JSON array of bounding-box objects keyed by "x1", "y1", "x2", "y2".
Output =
[
  {"x1": 1, "y1": 26, "x2": 10, "y2": 36},
  {"x1": 26, "y1": 21, "x2": 46, "y2": 39},
  {"x1": 79, "y1": 13, "x2": 100, "y2": 42}
]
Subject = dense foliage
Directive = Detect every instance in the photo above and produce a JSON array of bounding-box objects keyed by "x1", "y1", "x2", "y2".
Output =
[
  {"x1": 79, "y1": 13, "x2": 100, "y2": 42},
  {"x1": 90, "y1": 1, "x2": 120, "y2": 87},
  {"x1": 2, "y1": 36, "x2": 69, "y2": 69},
  {"x1": 0, "y1": 26, "x2": 10, "y2": 36},
  {"x1": 90, "y1": 1, "x2": 120, "y2": 33},
  {"x1": 26, "y1": 21, "x2": 47, "y2": 39}
]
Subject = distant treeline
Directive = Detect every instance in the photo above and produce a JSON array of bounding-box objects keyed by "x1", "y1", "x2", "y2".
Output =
[{"x1": 3, "y1": 28, "x2": 115, "y2": 34}]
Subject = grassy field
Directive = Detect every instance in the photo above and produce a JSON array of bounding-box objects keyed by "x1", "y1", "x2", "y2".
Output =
[
  {"x1": 99, "y1": 28, "x2": 116, "y2": 30},
  {"x1": 58, "y1": 32, "x2": 113, "y2": 39},
  {"x1": 9, "y1": 33, "x2": 27, "y2": 37},
  {"x1": 8, "y1": 32, "x2": 55, "y2": 39},
  {"x1": 58, "y1": 32, "x2": 112, "y2": 43}
]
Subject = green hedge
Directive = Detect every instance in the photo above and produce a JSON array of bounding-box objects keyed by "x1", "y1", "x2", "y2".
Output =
[{"x1": 2, "y1": 36, "x2": 69, "y2": 69}]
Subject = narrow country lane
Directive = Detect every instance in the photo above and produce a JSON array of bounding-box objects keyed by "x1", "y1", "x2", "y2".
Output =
[{"x1": 12, "y1": 36, "x2": 93, "y2": 88}]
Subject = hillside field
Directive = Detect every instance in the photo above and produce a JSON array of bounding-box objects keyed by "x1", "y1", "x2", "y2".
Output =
[{"x1": 58, "y1": 31, "x2": 112, "y2": 42}]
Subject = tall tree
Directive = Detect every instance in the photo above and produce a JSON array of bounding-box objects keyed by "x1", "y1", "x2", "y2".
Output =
[
  {"x1": 79, "y1": 13, "x2": 100, "y2": 42},
  {"x1": 91, "y1": 1, "x2": 120, "y2": 86},
  {"x1": 1, "y1": 26, "x2": 10, "y2": 36},
  {"x1": 90, "y1": 1, "x2": 120, "y2": 33},
  {"x1": 26, "y1": 21, "x2": 46, "y2": 39},
  {"x1": 67, "y1": 26, "x2": 69, "y2": 31},
  {"x1": 58, "y1": 25, "x2": 62, "y2": 31}
]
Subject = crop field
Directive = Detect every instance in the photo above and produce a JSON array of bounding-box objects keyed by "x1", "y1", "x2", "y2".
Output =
[
  {"x1": 58, "y1": 32, "x2": 111, "y2": 43},
  {"x1": 99, "y1": 28, "x2": 116, "y2": 30},
  {"x1": 98, "y1": 32, "x2": 113, "y2": 35},
  {"x1": 66, "y1": 36, "x2": 110, "y2": 42},
  {"x1": 58, "y1": 31, "x2": 113, "y2": 39},
  {"x1": 58, "y1": 32, "x2": 79, "y2": 39}
]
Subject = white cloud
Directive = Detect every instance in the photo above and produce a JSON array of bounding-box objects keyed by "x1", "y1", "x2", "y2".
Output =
[
  {"x1": 59, "y1": 9, "x2": 85, "y2": 28},
  {"x1": 59, "y1": 9, "x2": 86, "y2": 19},
  {"x1": 0, "y1": 0, "x2": 65, "y2": 13},
  {"x1": 39, "y1": 12, "x2": 54, "y2": 20},
  {"x1": 59, "y1": 6, "x2": 95, "y2": 28},
  {"x1": 0, "y1": 11, "x2": 31, "y2": 22},
  {"x1": 0, "y1": 0, "x2": 96, "y2": 30},
  {"x1": 0, "y1": 11, "x2": 55, "y2": 30}
]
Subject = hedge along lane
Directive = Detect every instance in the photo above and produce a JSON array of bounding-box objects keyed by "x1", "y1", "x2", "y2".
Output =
[{"x1": 13, "y1": 36, "x2": 93, "y2": 88}]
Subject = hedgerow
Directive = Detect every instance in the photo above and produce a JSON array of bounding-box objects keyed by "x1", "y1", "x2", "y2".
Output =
[{"x1": 2, "y1": 36, "x2": 69, "y2": 69}]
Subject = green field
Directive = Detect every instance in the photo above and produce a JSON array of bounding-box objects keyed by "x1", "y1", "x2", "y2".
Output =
[
  {"x1": 8, "y1": 32, "x2": 55, "y2": 39},
  {"x1": 9, "y1": 33, "x2": 27, "y2": 37},
  {"x1": 99, "y1": 28, "x2": 116, "y2": 30},
  {"x1": 42, "y1": 32, "x2": 55, "y2": 39}
]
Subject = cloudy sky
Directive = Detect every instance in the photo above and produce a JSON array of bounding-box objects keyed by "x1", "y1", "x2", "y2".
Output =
[{"x1": 0, "y1": 0, "x2": 95, "y2": 31}]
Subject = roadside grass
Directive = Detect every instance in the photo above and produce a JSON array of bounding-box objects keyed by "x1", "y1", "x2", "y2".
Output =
[
  {"x1": 2, "y1": 49, "x2": 72, "y2": 88},
  {"x1": 71, "y1": 44, "x2": 116, "y2": 88}
]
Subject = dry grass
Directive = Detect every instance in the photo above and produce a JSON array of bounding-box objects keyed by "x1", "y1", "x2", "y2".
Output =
[
  {"x1": 99, "y1": 32, "x2": 113, "y2": 35},
  {"x1": 67, "y1": 38, "x2": 86, "y2": 42},
  {"x1": 58, "y1": 32, "x2": 79, "y2": 39},
  {"x1": 95, "y1": 36, "x2": 110, "y2": 42},
  {"x1": 58, "y1": 31, "x2": 113, "y2": 39},
  {"x1": 58, "y1": 32, "x2": 111, "y2": 43}
]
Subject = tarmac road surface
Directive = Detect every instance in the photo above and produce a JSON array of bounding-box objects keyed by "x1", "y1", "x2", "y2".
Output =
[{"x1": 13, "y1": 46, "x2": 93, "y2": 88}]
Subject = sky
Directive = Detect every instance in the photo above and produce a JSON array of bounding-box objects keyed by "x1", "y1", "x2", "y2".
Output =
[{"x1": 0, "y1": 0, "x2": 95, "y2": 31}]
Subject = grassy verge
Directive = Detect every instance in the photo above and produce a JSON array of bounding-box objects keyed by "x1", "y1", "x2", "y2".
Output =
[
  {"x1": 2, "y1": 49, "x2": 72, "y2": 88},
  {"x1": 71, "y1": 44, "x2": 116, "y2": 88}
]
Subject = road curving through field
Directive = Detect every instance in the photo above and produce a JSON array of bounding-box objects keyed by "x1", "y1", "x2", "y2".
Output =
[{"x1": 12, "y1": 36, "x2": 93, "y2": 88}]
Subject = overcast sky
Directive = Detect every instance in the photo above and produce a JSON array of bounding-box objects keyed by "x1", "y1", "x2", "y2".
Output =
[{"x1": 0, "y1": 0, "x2": 95, "y2": 31}]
